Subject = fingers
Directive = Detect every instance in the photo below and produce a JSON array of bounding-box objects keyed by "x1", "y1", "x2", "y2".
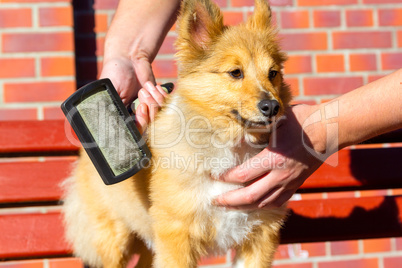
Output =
[
  {"x1": 135, "y1": 104, "x2": 149, "y2": 134},
  {"x1": 214, "y1": 169, "x2": 296, "y2": 210},
  {"x1": 215, "y1": 173, "x2": 275, "y2": 209},
  {"x1": 219, "y1": 148, "x2": 285, "y2": 183},
  {"x1": 135, "y1": 81, "x2": 168, "y2": 132}
]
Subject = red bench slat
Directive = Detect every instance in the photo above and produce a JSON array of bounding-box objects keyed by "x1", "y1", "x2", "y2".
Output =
[
  {"x1": 282, "y1": 195, "x2": 402, "y2": 243},
  {"x1": 0, "y1": 147, "x2": 401, "y2": 203},
  {"x1": 0, "y1": 209, "x2": 70, "y2": 259},
  {"x1": 301, "y1": 146, "x2": 402, "y2": 190},
  {"x1": 0, "y1": 157, "x2": 76, "y2": 203},
  {"x1": 0, "y1": 120, "x2": 79, "y2": 153},
  {"x1": 1, "y1": 196, "x2": 402, "y2": 259}
]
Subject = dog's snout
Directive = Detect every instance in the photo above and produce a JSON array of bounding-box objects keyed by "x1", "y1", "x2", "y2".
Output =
[{"x1": 258, "y1": 99, "x2": 280, "y2": 117}]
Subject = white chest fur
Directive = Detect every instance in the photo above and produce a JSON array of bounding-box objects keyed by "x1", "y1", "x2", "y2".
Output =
[{"x1": 199, "y1": 144, "x2": 263, "y2": 252}]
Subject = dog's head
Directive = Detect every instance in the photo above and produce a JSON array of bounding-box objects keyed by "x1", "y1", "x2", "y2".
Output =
[{"x1": 175, "y1": 0, "x2": 291, "y2": 139}]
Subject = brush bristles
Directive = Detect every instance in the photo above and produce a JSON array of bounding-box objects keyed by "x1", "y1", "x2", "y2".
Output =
[{"x1": 76, "y1": 90, "x2": 143, "y2": 176}]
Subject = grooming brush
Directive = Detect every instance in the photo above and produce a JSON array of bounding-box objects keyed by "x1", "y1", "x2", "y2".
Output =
[{"x1": 61, "y1": 78, "x2": 173, "y2": 185}]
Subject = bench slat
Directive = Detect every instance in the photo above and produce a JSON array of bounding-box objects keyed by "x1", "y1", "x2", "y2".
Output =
[
  {"x1": 0, "y1": 157, "x2": 76, "y2": 203},
  {"x1": 1, "y1": 196, "x2": 402, "y2": 259},
  {"x1": 0, "y1": 120, "x2": 79, "y2": 153},
  {"x1": 0, "y1": 147, "x2": 401, "y2": 203},
  {"x1": 301, "y1": 146, "x2": 402, "y2": 190},
  {"x1": 282, "y1": 195, "x2": 402, "y2": 243},
  {"x1": 0, "y1": 209, "x2": 70, "y2": 259}
]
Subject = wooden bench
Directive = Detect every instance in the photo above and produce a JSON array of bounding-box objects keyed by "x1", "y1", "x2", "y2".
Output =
[{"x1": 0, "y1": 120, "x2": 401, "y2": 266}]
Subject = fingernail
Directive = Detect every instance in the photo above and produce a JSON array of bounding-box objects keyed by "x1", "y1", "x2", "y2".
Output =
[
  {"x1": 140, "y1": 89, "x2": 150, "y2": 98},
  {"x1": 145, "y1": 81, "x2": 157, "y2": 91}
]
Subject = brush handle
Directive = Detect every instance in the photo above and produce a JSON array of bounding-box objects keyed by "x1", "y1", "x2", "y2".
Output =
[{"x1": 130, "y1": 83, "x2": 174, "y2": 114}]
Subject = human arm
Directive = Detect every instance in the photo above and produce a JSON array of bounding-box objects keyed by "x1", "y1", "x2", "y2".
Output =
[
  {"x1": 214, "y1": 68, "x2": 402, "y2": 209},
  {"x1": 100, "y1": 0, "x2": 181, "y2": 131}
]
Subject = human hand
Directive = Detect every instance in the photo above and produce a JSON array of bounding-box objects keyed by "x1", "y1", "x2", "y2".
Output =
[
  {"x1": 100, "y1": 57, "x2": 167, "y2": 134},
  {"x1": 214, "y1": 104, "x2": 330, "y2": 210}
]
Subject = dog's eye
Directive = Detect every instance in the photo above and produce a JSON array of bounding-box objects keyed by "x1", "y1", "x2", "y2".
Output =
[
  {"x1": 229, "y1": 69, "x2": 244, "y2": 79},
  {"x1": 269, "y1": 70, "x2": 278, "y2": 80}
]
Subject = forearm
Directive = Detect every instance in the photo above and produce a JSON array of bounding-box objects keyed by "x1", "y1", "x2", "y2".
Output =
[
  {"x1": 104, "y1": 0, "x2": 181, "y2": 63},
  {"x1": 317, "y1": 69, "x2": 402, "y2": 154}
]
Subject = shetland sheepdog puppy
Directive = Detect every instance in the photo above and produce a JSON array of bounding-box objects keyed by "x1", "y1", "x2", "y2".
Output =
[{"x1": 62, "y1": 0, "x2": 291, "y2": 267}]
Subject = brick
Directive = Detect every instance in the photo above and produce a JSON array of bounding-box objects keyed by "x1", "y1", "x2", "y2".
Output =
[
  {"x1": 232, "y1": 0, "x2": 293, "y2": 6},
  {"x1": 44, "y1": 107, "x2": 65, "y2": 120},
  {"x1": 304, "y1": 76, "x2": 363, "y2": 95},
  {"x1": 318, "y1": 258, "x2": 379, "y2": 268},
  {"x1": 49, "y1": 258, "x2": 84, "y2": 268},
  {"x1": 298, "y1": 0, "x2": 357, "y2": 6},
  {"x1": 223, "y1": 11, "x2": 244, "y2": 26},
  {"x1": 0, "y1": 58, "x2": 35, "y2": 78},
  {"x1": 313, "y1": 10, "x2": 341, "y2": 28},
  {"x1": 94, "y1": 0, "x2": 119, "y2": 9},
  {"x1": 346, "y1": 10, "x2": 373, "y2": 27},
  {"x1": 0, "y1": 108, "x2": 37, "y2": 121},
  {"x1": 41, "y1": 57, "x2": 75, "y2": 77},
  {"x1": 4, "y1": 81, "x2": 75, "y2": 103},
  {"x1": 2, "y1": 32, "x2": 74, "y2": 52},
  {"x1": 379, "y1": 9, "x2": 402, "y2": 26},
  {"x1": 281, "y1": 10, "x2": 309, "y2": 29},
  {"x1": 330, "y1": 240, "x2": 359, "y2": 255},
  {"x1": 279, "y1": 32, "x2": 327, "y2": 51},
  {"x1": 301, "y1": 242, "x2": 326, "y2": 257},
  {"x1": 333, "y1": 31, "x2": 392, "y2": 49},
  {"x1": 275, "y1": 263, "x2": 313, "y2": 268},
  {"x1": 396, "y1": 237, "x2": 402, "y2": 250},
  {"x1": 349, "y1": 54, "x2": 377, "y2": 71},
  {"x1": 0, "y1": 8, "x2": 32, "y2": 28},
  {"x1": 152, "y1": 59, "x2": 177, "y2": 78},
  {"x1": 0, "y1": 260, "x2": 43, "y2": 268},
  {"x1": 316, "y1": 54, "x2": 344, "y2": 73},
  {"x1": 159, "y1": 35, "x2": 177, "y2": 54},
  {"x1": 39, "y1": 7, "x2": 73, "y2": 27},
  {"x1": 368, "y1": 75, "x2": 384, "y2": 83},
  {"x1": 284, "y1": 77, "x2": 300, "y2": 96},
  {"x1": 384, "y1": 256, "x2": 402, "y2": 268},
  {"x1": 95, "y1": 13, "x2": 109, "y2": 33},
  {"x1": 381, "y1": 53, "x2": 402, "y2": 70},
  {"x1": 398, "y1": 31, "x2": 402, "y2": 47},
  {"x1": 284, "y1": 55, "x2": 312, "y2": 74},
  {"x1": 364, "y1": 0, "x2": 402, "y2": 3},
  {"x1": 212, "y1": 0, "x2": 227, "y2": 8},
  {"x1": 275, "y1": 244, "x2": 290, "y2": 259},
  {"x1": 363, "y1": 238, "x2": 391, "y2": 253}
]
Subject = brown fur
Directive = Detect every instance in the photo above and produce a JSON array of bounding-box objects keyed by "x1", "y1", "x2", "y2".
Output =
[{"x1": 62, "y1": 0, "x2": 291, "y2": 267}]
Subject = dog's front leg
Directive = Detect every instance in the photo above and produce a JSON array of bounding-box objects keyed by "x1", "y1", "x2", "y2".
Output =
[
  {"x1": 151, "y1": 211, "x2": 200, "y2": 268},
  {"x1": 234, "y1": 222, "x2": 282, "y2": 268}
]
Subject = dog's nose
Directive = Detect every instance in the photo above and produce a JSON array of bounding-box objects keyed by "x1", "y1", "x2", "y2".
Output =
[{"x1": 258, "y1": 99, "x2": 280, "y2": 117}]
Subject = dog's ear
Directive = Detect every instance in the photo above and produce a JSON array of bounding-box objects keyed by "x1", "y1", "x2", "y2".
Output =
[
  {"x1": 176, "y1": 0, "x2": 224, "y2": 54},
  {"x1": 246, "y1": 0, "x2": 273, "y2": 30}
]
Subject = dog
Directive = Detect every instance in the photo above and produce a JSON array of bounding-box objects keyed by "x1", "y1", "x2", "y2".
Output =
[{"x1": 62, "y1": 0, "x2": 292, "y2": 267}]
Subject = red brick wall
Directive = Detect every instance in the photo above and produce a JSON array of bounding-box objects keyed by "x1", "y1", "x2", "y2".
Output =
[
  {"x1": 0, "y1": 0, "x2": 76, "y2": 121},
  {"x1": 0, "y1": 0, "x2": 401, "y2": 267}
]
